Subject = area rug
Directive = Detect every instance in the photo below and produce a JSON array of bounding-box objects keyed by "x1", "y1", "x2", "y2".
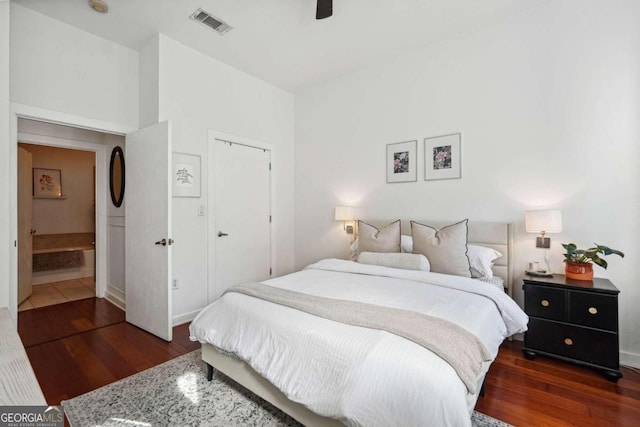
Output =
[{"x1": 62, "y1": 350, "x2": 511, "y2": 427}]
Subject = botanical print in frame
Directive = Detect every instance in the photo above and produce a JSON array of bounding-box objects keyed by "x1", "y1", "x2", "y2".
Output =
[
  {"x1": 386, "y1": 140, "x2": 417, "y2": 183},
  {"x1": 33, "y1": 168, "x2": 62, "y2": 198},
  {"x1": 173, "y1": 152, "x2": 201, "y2": 197},
  {"x1": 424, "y1": 133, "x2": 461, "y2": 181}
]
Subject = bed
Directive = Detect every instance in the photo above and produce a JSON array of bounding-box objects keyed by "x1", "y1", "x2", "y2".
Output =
[{"x1": 189, "y1": 220, "x2": 528, "y2": 427}]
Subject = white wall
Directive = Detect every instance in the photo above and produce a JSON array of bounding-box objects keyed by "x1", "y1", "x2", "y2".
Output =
[
  {"x1": 10, "y1": 3, "x2": 139, "y2": 128},
  {"x1": 138, "y1": 34, "x2": 160, "y2": 129},
  {"x1": 5, "y1": 5, "x2": 137, "y2": 316},
  {"x1": 0, "y1": 0, "x2": 10, "y2": 310},
  {"x1": 294, "y1": 0, "x2": 640, "y2": 366},
  {"x1": 151, "y1": 35, "x2": 295, "y2": 324},
  {"x1": 20, "y1": 143, "x2": 95, "y2": 235}
]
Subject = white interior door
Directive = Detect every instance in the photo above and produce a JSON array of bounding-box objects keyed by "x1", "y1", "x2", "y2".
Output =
[
  {"x1": 125, "y1": 121, "x2": 172, "y2": 341},
  {"x1": 214, "y1": 139, "x2": 271, "y2": 298},
  {"x1": 17, "y1": 147, "x2": 33, "y2": 305}
]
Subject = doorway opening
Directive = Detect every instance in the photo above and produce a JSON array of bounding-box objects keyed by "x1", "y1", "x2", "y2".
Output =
[
  {"x1": 15, "y1": 118, "x2": 126, "y2": 317},
  {"x1": 18, "y1": 142, "x2": 96, "y2": 311}
]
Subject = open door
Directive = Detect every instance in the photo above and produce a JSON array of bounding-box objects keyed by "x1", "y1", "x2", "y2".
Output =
[
  {"x1": 125, "y1": 121, "x2": 172, "y2": 341},
  {"x1": 18, "y1": 147, "x2": 33, "y2": 305}
]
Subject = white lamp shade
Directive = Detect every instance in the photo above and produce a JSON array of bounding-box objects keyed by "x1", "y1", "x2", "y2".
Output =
[
  {"x1": 525, "y1": 210, "x2": 562, "y2": 233},
  {"x1": 335, "y1": 206, "x2": 355, "y2": 221}
]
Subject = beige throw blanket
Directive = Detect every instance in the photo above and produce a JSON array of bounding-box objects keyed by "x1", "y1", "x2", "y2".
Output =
[{"x1": 225, "y1": 283, "x2": 492, "y2": 394}]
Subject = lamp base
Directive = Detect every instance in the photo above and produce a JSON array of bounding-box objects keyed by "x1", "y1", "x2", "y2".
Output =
[{"x1": 536, "y1": 237, "x2": 550, "y2": 248}]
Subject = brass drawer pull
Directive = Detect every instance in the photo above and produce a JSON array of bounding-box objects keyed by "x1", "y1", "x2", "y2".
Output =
[
  {"x1": 540, "y1": 299, "x2": 550, "y2": 307},
  {"x1": 588, "y1": 307, "x2": 598, "y2": 315},
  {"x1": 564, "y1": 338, "x2": 573, "y2": 346}
]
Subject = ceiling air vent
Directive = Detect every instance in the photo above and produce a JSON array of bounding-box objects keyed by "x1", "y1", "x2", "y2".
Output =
[{"x1": 190, "y1": 8, "x2": 232, "y2": 35}]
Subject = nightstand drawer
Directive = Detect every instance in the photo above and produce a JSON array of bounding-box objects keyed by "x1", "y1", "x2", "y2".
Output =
[
  {"x1": 527, "y1": 318, "x2": 619, "y2": 369},
  {"x1": 569, "y1": 291, "x2": 618, "y2": 332},
  {"x1": 524, "y1": 285, "x2": 565, "y2": 321}
]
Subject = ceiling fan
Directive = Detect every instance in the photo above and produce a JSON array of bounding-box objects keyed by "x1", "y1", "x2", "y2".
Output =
[{"x1": 316, "y1": 0, "x2": 333, "y2": 20}]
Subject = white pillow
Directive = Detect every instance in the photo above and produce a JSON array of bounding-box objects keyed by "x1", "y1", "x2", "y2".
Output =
[
  {"x1": 357, "y1": 251, "x2": 430, "y2": 271},
  {"x1": 400, "y1": 235, "x2": 413, "y2": 253},
  {"x1": 467, "y1": 245, "x2": 503, "y2": 278},
  {"x1": 351, "y1": 234, "x2": 413, "y2": 259}
]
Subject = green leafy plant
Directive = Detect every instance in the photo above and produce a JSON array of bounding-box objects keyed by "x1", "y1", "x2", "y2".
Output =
[{"x1": 562, "y1": 243, "x2": 624, "y2": 269}]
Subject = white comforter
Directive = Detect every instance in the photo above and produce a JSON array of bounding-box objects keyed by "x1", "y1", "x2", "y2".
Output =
[{"x1": 190, "y1": 259, "x2": 528, "y2": 427}]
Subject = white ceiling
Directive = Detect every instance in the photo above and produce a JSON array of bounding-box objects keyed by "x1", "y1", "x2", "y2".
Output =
[{"x1": 14, "y1": 0, "x2": 543, "y2": 92}]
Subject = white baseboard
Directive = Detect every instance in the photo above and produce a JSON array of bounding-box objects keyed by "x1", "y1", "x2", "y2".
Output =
[
  {"x1": 172, "y1": 309, "x2": 201, "y2": 327},
  {"x1": 102, "y1": 287, "x2": 200, "y2": 326},
  {"x1": 105, "y1": 285, "x2": 125, "y2": 311},
  {"x1": 620, "y1": 351, "x2": 640, "y2": 369}
]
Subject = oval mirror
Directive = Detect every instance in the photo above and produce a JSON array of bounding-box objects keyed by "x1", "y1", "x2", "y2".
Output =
[{"x1": 109, "y1": 146, "x2": 125, "y2": 207}]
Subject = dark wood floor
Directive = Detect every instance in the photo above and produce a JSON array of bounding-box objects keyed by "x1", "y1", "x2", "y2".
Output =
[
  {"x1": 19, "y1": 298, "x2": 640, "y2": 426},
  {"x1": 19, "y1": 298, "x2": 199, "y2": 405}
]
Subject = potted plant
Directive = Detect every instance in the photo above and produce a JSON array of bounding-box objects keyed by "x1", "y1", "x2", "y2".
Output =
[{"x1": 562, "y1": 243, "x2": 624, "y2": 280}]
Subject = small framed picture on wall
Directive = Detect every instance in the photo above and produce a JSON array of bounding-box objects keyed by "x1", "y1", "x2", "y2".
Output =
[
  {"x1": 386, "y1": 140, "x2": 417, "y2": 183},
  {"x1": 172, "y1": 152, "x2": 201, "y2": 197},
  {"x1": 424, "y1": 133, "x2": 461, "y2": 181},
  {"x1": 33, "y1": 168, "x2": 63, "y2": 198}
]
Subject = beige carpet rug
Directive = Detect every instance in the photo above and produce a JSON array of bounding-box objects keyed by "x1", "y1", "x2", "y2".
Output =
[{"x1": 63, "y1": 350, "x2": 512, "y2": 427}]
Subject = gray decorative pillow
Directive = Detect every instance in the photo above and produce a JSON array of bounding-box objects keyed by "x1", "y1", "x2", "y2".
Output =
[
  {"x1": 410, "y1": 219, "x2": 471, "y2": 278},
  {"x1": 358, "y1": 220, "x2": 401, "y2": 254}
]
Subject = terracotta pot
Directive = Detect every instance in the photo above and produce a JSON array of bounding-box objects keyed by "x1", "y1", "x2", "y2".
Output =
[{"x1": 565, "y1": 262, "x2": 594, "y2": 280}]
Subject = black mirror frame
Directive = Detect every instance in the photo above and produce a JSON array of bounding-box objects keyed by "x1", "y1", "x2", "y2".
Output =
[{"x1": 109, "y1": 146, "x2": 125, "y2": 208}]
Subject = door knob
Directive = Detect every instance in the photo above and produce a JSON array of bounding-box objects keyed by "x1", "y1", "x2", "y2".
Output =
[
  {"x1": 218, "y1": 231, "x2": 229, "y2": 237},
  {"x1": 154, "y1": 238, "x2": 174, "y2": 246}
]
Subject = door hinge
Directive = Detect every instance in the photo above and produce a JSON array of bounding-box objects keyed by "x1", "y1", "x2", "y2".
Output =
[
  {"x1": 270, "y1": 267, "x2": 272, "y2": 276},
  {"x1": 269, "y1": 163, "x2": 271, "y2": 171},
  {"x1": 14, "y1": 240, "x2": 17, "y2": 247},
  {"x1": 269, "y1": 215, "x2": 272, "y2": 223}
]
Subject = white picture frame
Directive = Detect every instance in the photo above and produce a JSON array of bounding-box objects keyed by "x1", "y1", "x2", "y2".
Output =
[
  {"x1": 386, "y1": 140, "x2": 417, "y2": 183},
  {"x1": 424, "y1": 133, "x2": 461, "y2": 181},
  {"x1": 173, "y1": 152, "x2": 201, "y2": 197}
]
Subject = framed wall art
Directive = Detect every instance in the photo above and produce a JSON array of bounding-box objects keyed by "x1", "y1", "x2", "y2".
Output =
[
  {"x1": 33, "y1": 168, "x2": 63, "y2": 198},
  {"x1": 424, "y1": 133, "x2": 461, "y2": 181},
  {"x1": 173, "y1": 152, "x2": 201, "y2": 197},
  {"x1": 386, "y1": 140, "x2": 417, "y2": 183}
]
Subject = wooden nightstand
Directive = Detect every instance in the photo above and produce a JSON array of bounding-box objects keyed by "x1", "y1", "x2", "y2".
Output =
[{"x1": 522, "y1": 274, "x2": 622, "y2": 382}]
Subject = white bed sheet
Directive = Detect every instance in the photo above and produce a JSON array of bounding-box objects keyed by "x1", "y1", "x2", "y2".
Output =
[{"x1": 190, "y1": 259, "x2": 528, "y2": 427}]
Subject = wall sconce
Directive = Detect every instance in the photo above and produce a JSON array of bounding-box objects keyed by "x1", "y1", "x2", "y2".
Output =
[
  {"x1": 335, "y1": 206, "x2": 355, "y2": 235},
  {"x1": 525, "y1": 210, "x2": 562, "y2": 248}
]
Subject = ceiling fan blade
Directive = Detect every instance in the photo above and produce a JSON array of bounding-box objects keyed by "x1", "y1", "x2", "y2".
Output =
[{"x1": 316, "y1": 0, "x2": 333, "y2": 20}]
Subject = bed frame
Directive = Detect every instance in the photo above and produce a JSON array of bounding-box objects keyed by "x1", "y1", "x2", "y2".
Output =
[{"x1": 201, "y1": 221, "x2": 513, "y2": 426}]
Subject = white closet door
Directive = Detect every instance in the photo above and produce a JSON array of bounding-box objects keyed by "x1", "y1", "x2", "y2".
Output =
[
  {"x1": 125, "y1": 121, "x2": 173, "y2": 341},
  {"x1": 214, "y1": 139, "x2": 271, "y2": 299}
]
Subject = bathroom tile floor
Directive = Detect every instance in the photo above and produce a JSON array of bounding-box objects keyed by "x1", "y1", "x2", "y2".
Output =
[{"x1": 18, "y1": 277, "x2": 96, "y2": 311}]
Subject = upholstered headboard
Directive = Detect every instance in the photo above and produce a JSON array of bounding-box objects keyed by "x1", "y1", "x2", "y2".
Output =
[{"x1": 362, "y1": 220, "x2": 514, "y2": 296}]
